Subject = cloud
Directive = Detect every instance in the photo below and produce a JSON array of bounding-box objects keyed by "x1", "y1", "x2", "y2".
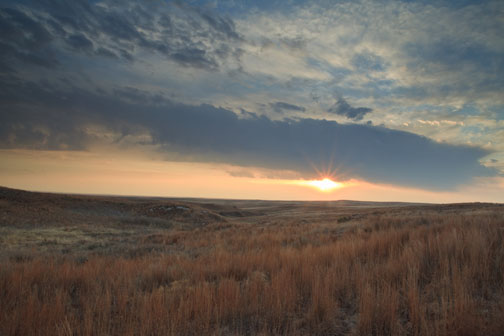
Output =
[
  {"x1": 328, "y1": 97, "x2": 373, "y2": 121},
  {"x1": 238, "y1": 0, "x2": 504, "y2": 109},
  {"x1": 95, "y1": 47, "x2": 118, "y2": 59},
  {"x1": 351, "y1": 52, "x2": 386, "y2": 72},
  {"x1": 0, "y1": 0, "x2": 502, "y2": 192},
  {"x1": 226, "y1": 169, "x2": 255, "y2": 178},
  {"x1": 0, "y1": 0, "x2": 244, "y2": 71},
  {"x1": 270, "y1": 102, "x2": 306, "y2": 113},
  {"x1": 0, "y1": 80, "x2": 494, "y2": 190},
  {"x1": 0, "y1": 7, "x2": 58, "y2": 70},
  {"x1": 66, "y1": 33, "x2": 93, "y2": 52}
]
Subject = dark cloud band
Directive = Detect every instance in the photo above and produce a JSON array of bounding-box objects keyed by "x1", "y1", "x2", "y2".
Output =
[{"x1": 0, "y1": 81, "x2": 494, "y2": 190}]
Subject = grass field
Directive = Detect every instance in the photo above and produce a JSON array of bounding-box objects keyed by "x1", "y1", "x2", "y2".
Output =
[{"x1": 1, "y1": 186, "x2": 503, "y2": 335}]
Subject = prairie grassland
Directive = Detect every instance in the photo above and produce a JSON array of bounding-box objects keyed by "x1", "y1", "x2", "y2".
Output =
[{"x1": 1, "y1": 188, "x2": 504, "y2": 335}]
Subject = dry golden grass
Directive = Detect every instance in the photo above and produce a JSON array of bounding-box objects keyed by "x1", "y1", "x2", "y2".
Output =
[{"x1": 1, "y1": 208, "x2": 504, "y2": 335}]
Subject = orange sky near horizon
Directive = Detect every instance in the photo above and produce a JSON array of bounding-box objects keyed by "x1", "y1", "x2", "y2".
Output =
[{"x1": 1, "y1": 149, "x2": 503, "y2": 203}]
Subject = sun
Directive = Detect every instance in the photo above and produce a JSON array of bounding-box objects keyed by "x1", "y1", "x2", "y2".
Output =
[
  {"x1": 287, "y1": 177, "x2": 344, "y2": 192},
  {"x1": 306, "y1": 178, "x2": 343, "y2": 192}
]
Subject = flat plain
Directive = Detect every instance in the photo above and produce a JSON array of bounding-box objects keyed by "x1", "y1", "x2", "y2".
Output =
[{"x1": 1, "y1": 186, "x2": 503, "y2": 335}]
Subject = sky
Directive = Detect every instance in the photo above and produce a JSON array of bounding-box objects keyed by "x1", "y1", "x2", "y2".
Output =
[{"x1": 0, "y1": 0, "x2": 503, "y2": 202}]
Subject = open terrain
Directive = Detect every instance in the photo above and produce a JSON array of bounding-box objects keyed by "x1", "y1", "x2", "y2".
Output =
[{"x1": 1, "y1": 186, "x2": 503, "y2": 335}]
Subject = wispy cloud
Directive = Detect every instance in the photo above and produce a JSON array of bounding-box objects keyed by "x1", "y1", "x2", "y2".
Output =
[
  {"x1": 0, "y1": 1, "x2": 243, "y2": 72},
  {"x1": 328, "y1": 97, "x2": 372, "y2": 121},
  {"x1": 270, "y1": 101, "x2": 306, "y2": 113}
]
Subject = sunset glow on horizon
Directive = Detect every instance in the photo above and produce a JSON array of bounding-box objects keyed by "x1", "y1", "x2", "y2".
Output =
[
  {"x1": 297, "y1": 178, "x2": 344, "y2": 192},
  {"x1": 1, "y1": 149, "x2": 504, "y2": 203}
]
